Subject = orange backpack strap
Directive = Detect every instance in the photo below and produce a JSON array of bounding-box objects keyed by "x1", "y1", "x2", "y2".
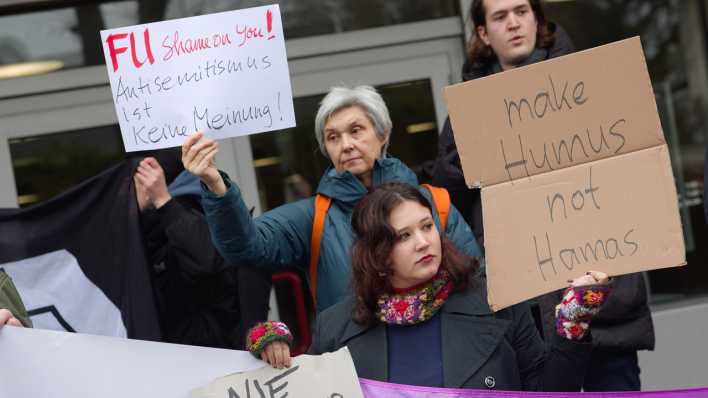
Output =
[
  {"x1": 421, "y1": 184, "x2": 451, "y2": 232},
  {"x1": 309, "y1": 193, "x2": 332, "y2": 304}
]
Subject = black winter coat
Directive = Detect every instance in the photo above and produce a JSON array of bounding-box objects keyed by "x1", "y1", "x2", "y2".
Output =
[
  {"x1": 309, "y1": 278, "x2": 591, "y2": 391},
  {"x1": 142, "y1": 196, "x2": 271, "y2": 349}
]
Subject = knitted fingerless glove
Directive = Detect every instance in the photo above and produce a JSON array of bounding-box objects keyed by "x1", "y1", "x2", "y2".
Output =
[
  {"x1": 245, "y1": 321, "x2": 293, "y2": 358},
  {"x1": 555, "y1": 285, "x2": 611, "y2": 341}
]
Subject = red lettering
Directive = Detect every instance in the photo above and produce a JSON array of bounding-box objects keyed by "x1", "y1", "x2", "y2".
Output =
[
  {"x1": 161, "y1": 30, "x2": 228, "y2": 62},
  {"x1": 235, "y1": 24, "x2": 265, "y2": 47},
  {"x1": 194, "y1": 37, "x2": 211, "y2": 51},
  {"x1": 106, "y1": 33, "x2": 129, "y2": 72},
  {"x1": 266, "y1": 9, "x2": 275, "y2": 40},
  {"x1": 143, "y1": 29, "x2": 155, "y2": 65},
  {"x1": 162, "y1": 32, "x2": 177, "y2": 61},
  {"x1": 211, "y1": 32, "x2": 232, "y2": 47},
  {"x1": 130, "y1": 28, "x2": 155, "y2": 69}
]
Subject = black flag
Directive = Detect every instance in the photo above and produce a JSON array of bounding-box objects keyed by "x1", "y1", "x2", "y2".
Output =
[{"x1": 0, "y1": 159, "x2": 161, "y2": 340}]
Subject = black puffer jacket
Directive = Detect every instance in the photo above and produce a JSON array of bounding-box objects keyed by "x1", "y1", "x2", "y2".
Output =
[
  {"x1": 142, "y1": 196, "x2": 243, "y2": 348},
  {"x1": 433, "y1": 24, "x2": 654, "y2": 351}
]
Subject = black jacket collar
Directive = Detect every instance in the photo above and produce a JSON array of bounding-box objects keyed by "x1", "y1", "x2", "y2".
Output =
[{"x1": 461, "y1": 22, "x2": 576, "y2": 82}]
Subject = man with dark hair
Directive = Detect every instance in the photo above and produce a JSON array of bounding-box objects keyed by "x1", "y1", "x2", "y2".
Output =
[
  {"x1": 434, "y1": 0, "x2": 574, "y2": 248},
  {"x1": 468, "y1": 0, "x2": 559, "y2": 72},
  {"x1": 433, "y1": 0, "x2": 653, "y2": 391}
]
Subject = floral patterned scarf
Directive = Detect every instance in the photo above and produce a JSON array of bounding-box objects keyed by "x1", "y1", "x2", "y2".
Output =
[{"x1": 376, "y1": 269, "x2": 454, "y2": 325}]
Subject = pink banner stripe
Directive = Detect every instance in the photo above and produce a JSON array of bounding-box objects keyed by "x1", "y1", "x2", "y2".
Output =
[{"x1": 359, "y1": 378, "x2": 708, "y2": 398}]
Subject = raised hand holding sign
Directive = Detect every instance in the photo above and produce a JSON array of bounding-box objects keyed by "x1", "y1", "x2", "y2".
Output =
[{"x1": 100, "y1": 5, "x2": 295, "y2": 152}]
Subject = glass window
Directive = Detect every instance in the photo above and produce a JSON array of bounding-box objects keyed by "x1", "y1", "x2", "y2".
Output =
[
  {"x1": 9, "y1": 125, "x2": 125, "y2": 207},
  {"x1": 0, "y1": 0, "x2": 458, "y2": 78},
  {"x1": 249, "y1": 79, "x2": 439, "y2": 211},
  {"x1": 0, "y1": 8, "x2": 85, "y2": 70},
  {"x1": 0, "y1": 2, "x2": 140, "y2": 76},
  {"x1": 546, "y1": 0, "x2": 708, "y2": 302},
  {"x1": 166, "y1": 0, "x2": 459, "y2": 38}
]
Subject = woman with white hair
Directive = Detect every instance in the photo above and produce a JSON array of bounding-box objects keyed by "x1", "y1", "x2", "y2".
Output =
[{"x1": 182, "y1": 85, "x2": 483, "y2": 314}]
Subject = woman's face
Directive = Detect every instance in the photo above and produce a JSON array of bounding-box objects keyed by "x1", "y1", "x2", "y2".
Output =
[
  {"x1": 323, "y1": 106, "x2": 386, "y2": 187},
  {"x1": 387, "y1": 200, "x2": 442, "y2": 289}
]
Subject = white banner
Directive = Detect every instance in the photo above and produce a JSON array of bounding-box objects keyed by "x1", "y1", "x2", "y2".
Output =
[
  {"x1": 0, "y1": 326, "x2": 362, "y2": 398},
  {"x1": 1, "y1": 250, "x2": 126, "y2": 336},
  {"x1": 100, "y1": 4, "x2": 296, "y2": 151}
]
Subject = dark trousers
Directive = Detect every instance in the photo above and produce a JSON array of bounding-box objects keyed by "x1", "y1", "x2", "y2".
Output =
[
  {"x1": 583, "y1": 349, "x2": 641, "y2": 391},
  {"x1": 237, "y1": 267, "x2": 273, "y2": 348}
]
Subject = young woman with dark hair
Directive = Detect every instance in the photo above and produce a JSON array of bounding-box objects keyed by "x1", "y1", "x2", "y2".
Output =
[
  {"x1": 249, "y1": 182, "x2": 613, "y2": 391},
  {"x1": 348, "y1": 182, "x2": 477, "y2": 327}
]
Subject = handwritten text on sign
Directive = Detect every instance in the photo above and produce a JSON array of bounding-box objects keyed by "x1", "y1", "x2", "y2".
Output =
[
  {"x1": 445, "y1": 38, "x2": 685, "y2": 310},
  {"x1": 190, "y1": 347, "x2": 364, "y2": 398},
  {"x1": 482, "y1": 146, "x2": 682, "y2": 310},
  {"x1": 100, "y1": 5, "x2": 295, "y2": 151}
]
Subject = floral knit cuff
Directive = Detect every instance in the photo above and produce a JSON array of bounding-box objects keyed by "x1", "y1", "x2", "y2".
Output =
[
  {"x1": 555, "y1": 285, "x2": 611, "y2": 341},
  {"x1": 245, "y1": 321, "x2": 293, "y2": 358}
]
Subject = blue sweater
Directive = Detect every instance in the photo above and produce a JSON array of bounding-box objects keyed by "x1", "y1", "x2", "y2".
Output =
[{"x1": 387, "y1": 314, "x2": 443, "y2": 387}]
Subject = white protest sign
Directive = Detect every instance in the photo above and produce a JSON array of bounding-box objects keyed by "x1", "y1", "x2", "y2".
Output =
[
  {"x1": 0, "y1": 326, "x2": 261, "y2": 397},
  {"x1": 191, "y1": 347, "x2": 363, "y2": 398},
  {"x1": 100, "y1": 4, "x2": 295, "y2": 152},
  {"x1": 0, "y1": 326, "x2": 363, "y2": 398}
]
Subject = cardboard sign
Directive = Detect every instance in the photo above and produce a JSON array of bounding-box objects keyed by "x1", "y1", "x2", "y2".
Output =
[
  {"x1": 100, "y1": 4, "x2": 295, "y2": 152},
  {"x1": 444, "y1": 37, "x2": 685, "y2": 310},
  {"x1": 191, "y1": 347, "x2": 363, "y2": 398}
]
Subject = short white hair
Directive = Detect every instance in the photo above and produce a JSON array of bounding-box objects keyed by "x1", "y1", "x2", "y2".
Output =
[{"x1": 314, "y1": 85, "x2": 392, "y2": 158}]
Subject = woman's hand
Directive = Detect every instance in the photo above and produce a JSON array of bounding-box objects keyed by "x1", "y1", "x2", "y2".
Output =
[
  {"x1": 0, "y1": 309, "x2": 23, "y2": 329},
  {"x1": 181, "y1": 132, "x2": 226, "y2": 196},
  {"x1": 567, "y1": 270, "x2": 610, "y2": 287},
  {"x1": 246, "y1": 321, "x2": 294, "y2": 367},
  {"x1": 261, "y1": 340, "x2": 292, "y2": 369},
  {"x1": 556, "y1": 270, "x2": 611, "y2": 341}
]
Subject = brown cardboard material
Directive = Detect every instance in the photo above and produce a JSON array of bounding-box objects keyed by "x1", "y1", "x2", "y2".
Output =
[
  {"x1": 445, "y1": 37, "x2": 665, "y2": 188},
  {"x1": 444, "y1": 37, "x2": 686, "y2": 310},
  {"x1": 483, "y1": 146, "x2": 685, "y2": 310}
]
